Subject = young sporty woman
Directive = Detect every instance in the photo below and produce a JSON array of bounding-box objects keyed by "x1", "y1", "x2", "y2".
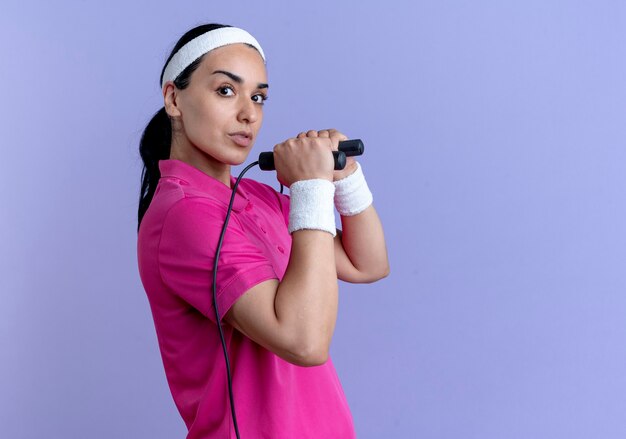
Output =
[{"x1": 136, "y1": 23, "x2": 389, "y2": 438}]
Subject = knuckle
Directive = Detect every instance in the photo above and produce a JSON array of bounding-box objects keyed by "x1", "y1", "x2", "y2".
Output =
[{"x1": 314, "y1": 138, "x2": 331, "y2": 150}]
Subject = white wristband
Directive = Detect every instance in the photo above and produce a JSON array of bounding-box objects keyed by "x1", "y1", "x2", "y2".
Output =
[
  {"x1": 288, "y1": 179, "x2": 337, "y2": 237},
  {"x1": 333, "y1": 162, "x2": 373, "y2": 216}
]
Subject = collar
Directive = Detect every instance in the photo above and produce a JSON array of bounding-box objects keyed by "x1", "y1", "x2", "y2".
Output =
[{"x1": 158, "y1": 159, "x2": 250, "y2": 212}]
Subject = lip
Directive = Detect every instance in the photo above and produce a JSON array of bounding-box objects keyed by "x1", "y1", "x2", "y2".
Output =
[{"x1": 228, "y1": 131, "x2": 253, "y2": 148}]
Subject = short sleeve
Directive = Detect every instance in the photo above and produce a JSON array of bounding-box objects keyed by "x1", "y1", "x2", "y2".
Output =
[{"x1": 158, "y1": 197, "x2": 278, "y2": 323}]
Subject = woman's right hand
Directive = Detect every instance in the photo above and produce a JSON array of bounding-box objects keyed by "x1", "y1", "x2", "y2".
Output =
[
  {"x1": 272, "y1": 135, "x2": 335, "y2": 187},
  {"x1": 225, "y1": 133, "x2": 340, "y2": 367}
]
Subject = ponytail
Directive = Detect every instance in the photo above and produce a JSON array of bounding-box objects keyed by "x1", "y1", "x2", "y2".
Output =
[{"x1": 137, "y1": 107, "x2": 171, "y2": 231}]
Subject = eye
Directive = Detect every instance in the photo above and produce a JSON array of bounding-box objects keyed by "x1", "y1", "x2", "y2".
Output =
[
  {"x1": 217, "y1": 85, "x2": 235, "y2": 96},
  {"x1": 252, "y1": 94, "x2": 269, "y2": 105}
]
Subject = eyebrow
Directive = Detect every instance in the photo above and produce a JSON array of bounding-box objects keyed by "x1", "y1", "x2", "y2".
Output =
[{"x1": 211, "y1": 70, "x2": 269, "y2": 89}]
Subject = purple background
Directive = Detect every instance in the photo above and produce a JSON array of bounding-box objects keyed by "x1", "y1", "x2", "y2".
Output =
[{"x1": 2, "y1": 1, "x2": 625, "y2": 438}]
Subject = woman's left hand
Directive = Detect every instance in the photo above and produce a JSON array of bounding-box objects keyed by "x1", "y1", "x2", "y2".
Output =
[{"x1": 296, "y1": 129, "x2": 358, "y2": 181}]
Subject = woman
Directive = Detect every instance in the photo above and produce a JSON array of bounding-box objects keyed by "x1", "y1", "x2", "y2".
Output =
[{"x1": 137, "y1": 23, "x2": 389, "y2": 438}]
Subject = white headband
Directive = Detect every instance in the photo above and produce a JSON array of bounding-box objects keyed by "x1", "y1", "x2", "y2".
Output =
[{"x1": 161, "y1": 27, "x2": 266, "y2": 90}]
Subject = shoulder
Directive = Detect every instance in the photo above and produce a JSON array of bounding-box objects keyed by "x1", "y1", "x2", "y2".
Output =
[
  {"x1": 164, "y1": 192, "x2": 230, "y2": 221},
  {"x1": 157, "y1": 196, "x2": 260, "y2": 282},
  {"x1": 160, "y1": 197, "x2": 233, "y2": 246}
]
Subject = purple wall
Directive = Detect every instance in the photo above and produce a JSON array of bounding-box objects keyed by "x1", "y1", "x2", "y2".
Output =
[{"x1": 2, "y1": 1, "x2": 625, "y2": 437}]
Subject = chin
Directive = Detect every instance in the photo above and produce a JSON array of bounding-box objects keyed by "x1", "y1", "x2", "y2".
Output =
[
  {"x1": 195, "y1": 145, "x2": 250, "y2": 167},
  {"x1": 227, "y1": 150, "x2": 252, "y2": 166}
]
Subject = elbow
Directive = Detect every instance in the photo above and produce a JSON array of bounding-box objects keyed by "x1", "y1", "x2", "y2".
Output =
[
  {"x1": 359, "y1": 263, "x2": 390, "y2": 284},
  {"x1": 294, "y1": 351, "x2": 329, "y2": 367},
  {"x1": 288, "y1": 340, "x2": 330, "y2": 367},
  {"x1": 373, "y1": 261, "x2": 391, "y2": 281},
  {"x1": 378, "y1": 263, "x2": 391, "y2": 280}
]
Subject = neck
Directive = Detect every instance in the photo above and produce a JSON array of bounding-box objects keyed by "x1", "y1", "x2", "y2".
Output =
[{"x1": 169, "y1": 140, "x2": 232, "y2": 188}]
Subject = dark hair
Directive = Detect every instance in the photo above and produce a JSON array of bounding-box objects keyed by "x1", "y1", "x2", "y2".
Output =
[{"x1": 137, "y1": 23, "x2": 232, "y2": 231}]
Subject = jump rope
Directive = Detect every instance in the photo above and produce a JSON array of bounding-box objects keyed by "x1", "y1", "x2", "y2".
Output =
[{"x1": 211, "y1": 139, "x2": 364, "y2": 438}]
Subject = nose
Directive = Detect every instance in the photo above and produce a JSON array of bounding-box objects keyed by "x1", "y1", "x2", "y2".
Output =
[{"x1": 237, "y1": 97, "x2": 259, "y2": 124}]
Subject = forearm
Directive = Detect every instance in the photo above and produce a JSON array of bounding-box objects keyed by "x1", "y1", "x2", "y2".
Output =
[
  {"x1": 274, "y1": 229, "x2": 338, "y2": 362},
  {"x1": 339, "y1": 205, "x2": 390, "y2": 280}
]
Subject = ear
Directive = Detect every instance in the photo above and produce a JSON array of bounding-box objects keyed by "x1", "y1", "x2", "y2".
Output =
[{"x1": 163, "y1": 82, "x2": 182, "y2": 118}]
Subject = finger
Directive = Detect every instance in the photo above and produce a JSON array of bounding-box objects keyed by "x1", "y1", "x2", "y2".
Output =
[
  {"x1": 297, "y1": 132, "x2": 307, "y2": 139},
  {"x1": 318, "y1": 130, "x2": 330, "y2": 138},
  {"x1": 306, "y1": 130, "x2": 319, "y2": 137},
  {"x1": 321, "y1": 128, "x2": 345, "y2": 139},
  {"x1": 330, "y1": 130, "x2": 348, "y2": 142}
]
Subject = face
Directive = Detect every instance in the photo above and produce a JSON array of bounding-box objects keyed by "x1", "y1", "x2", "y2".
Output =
[{"x1": 164, "y1": 43, "x2": 268, "y2": 171}]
